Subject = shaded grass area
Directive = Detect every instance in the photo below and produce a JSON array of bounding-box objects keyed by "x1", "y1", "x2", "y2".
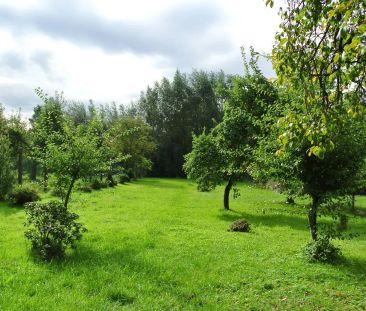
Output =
[{"x1": 1, "y1": 178, "x2": 366, "y2": 310}]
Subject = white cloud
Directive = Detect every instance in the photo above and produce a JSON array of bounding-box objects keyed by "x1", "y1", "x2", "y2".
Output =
[{"x1": 0, "y1": 0, "x2": 281, "y2": 115}]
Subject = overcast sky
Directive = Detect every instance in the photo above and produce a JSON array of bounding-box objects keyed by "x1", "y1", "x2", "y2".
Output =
[{"x1": 0, "y1": 0, "x2": 281, "y2": 117}]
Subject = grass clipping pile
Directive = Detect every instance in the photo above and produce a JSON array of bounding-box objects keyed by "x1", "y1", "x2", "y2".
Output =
[{"x1": 228, "y1": 219, "x2": 250, "y2": 233}]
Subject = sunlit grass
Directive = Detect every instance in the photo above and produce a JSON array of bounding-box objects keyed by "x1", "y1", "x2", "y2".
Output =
[{"x1": 1, "y1": 178, "x2": 365, "y2": 310}]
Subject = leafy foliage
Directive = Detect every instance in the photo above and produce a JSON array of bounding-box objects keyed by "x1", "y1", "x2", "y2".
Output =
[
  {"x1": 185, "y1": 51, "x2": 278, "y2": 209},
  {"x1": 109, "y1": 116, "x2": 156, "y2": 179},
  {"x1": 46, "y1": 123, "x2": 102, "y2": 207},
  {"x1": 24, "y1": 201, "x2": 86, "y2": 260},
  {"x1": 7, "y1": 113, "x2": 28, "y2": 185},
  {"x1": 31, "y1": 89, "x2": 66, "y2": 190},
  {"x1": 0, "y1": 132, "x2": 14, "y2": 199},
  {"x1": 137, "y1": 70, "x2": 229, "y2": 176},
  {"x1": 8, "y1": 184, "x2": 40, "y2": 205},
  {"x1": 269, "y1": 0, "x2": 366, "y2": 156},
  {"x1": 303, "y1": 237, "x2": 342, "y2": 263},
  {"x1": 184, "y1": 132, "x2": 223, "y2": 192}
]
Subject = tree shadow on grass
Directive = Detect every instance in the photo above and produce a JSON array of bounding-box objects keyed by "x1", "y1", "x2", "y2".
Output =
[
  {"x1": 218, "y1": 209, "x2": 309, "y2": 232},
  {"x1": 0, "y1": 201, "x2": 23, "y2": 217},
  {"x1": 351, "y1": 207, "x2": 366, "y2": 218},
  {"x1": 42, "y1": 242, "x2": 186, "y2": 300},
  {"x1": 338, "y1": 256, "x2": 366, "y2": 279},
  {"x1": 29, "y1": 225, "x2": 366, "y2": 303},
  {"x1": 218, "y1": 208, "x2": 366, "y2": 234},
  {"x1": 136, "y1": 179, "x2": 186, "y2": 189}
]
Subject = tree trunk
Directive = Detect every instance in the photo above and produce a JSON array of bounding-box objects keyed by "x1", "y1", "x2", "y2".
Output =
[
  {"x1": 107, "y1": 173, "x2": 114, "y2": 186},
  {"x1": 64, "y1": 176, "x2": 77, "y2": 208},
  {"x1": 308, "y1": 195, "x2": 320, "y2": 241},
  {"x1": 43, "y1": 168, "x2": 48, "y2": 192},
  {"x1": 17, "y1": 148, "x2": 23, "y2": 185},
  {"x1": 30, "y1": 159, "x2": 37, "y2": 181},
  {"x1": 286, "y1": 196, "x2": 295, "y2": 204},
  {"x1": 224, "y1": 177, "x2": 233, "y2": 210},
  {"x1": 351, "y1": 193, "x2": 355, "y2": 211}
]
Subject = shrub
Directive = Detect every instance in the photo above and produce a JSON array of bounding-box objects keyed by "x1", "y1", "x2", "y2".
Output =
[
  {"x1": 100, "y1": 180, "x2": 109, "y2": 188},
  {"x1": 90, "y1": 178, "x2": 103, "y2": 190},
  {"x1": 228, "y1": 219, "x2": 251, "y2": 232},
  {"x1": 76, "y1": 181, "x2": 92, "y2": 193},
  {"x1": 107, "y1": 176, "x2": 117, "y2": 187},
  {"x1": 24, "y1": 201, "x2": 87, "y2": 260},
  {"x1": 8, "y1": 184, "x2": 40, "y2": 205},
  {"x1": 90, "y1": 178, "x2": 110, "y2": 190},
  {"x1": 337, "y1": 214, "x2": 348, "y2": 231},
  {"x1": 51, "y1": 186, "x2": 65, "y2": 198},
  {"x1": 303, "y1": 237, "x2": 341, "y2": 263},
  {"x1": 117, "y1": 172, "x2": 130, "y2": 184},
  {"x1": 50, "y1": 177, "x2": 68, "y2": 199}
]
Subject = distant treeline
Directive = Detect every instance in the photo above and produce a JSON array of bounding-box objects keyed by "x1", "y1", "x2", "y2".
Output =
[
  {"x1": 136, "y1": 70, "x2": 232, "y2": 177},
  {"x1": 55, "y1": 69, "x2": 232, "y2": 177}
]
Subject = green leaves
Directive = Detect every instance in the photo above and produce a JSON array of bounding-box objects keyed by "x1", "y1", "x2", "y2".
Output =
[
  {"x1": 265, "y1": 0, "x2": 274, "y2": 8},
  {"x1": 271, "y1": 0, "x2": 366, "y2": 158},
  {"x1": 24, "y1": 201, "x2": 86, "y2": 260}
]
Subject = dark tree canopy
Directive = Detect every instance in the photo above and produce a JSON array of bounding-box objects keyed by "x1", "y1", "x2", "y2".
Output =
[{"x1": 136, "y1": 70, "x2": 230, "y2": 177}]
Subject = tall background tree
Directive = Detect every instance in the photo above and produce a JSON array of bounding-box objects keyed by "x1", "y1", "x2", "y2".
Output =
[
  {"x1": 7, "y1": 113, "x2": 28, "y2": 185},
  {"x1": 109, "y1": 116, "x2": 156, "y2": 179},
  {"x1": 0, "y1": 105, "x2": 14, "y2": 199},
  {"x1": 136, "y1": 70, "x2": 230, "y2": 177},
  {"x1": 31, "y1": 89, "x2": 66, "y2": 190}
]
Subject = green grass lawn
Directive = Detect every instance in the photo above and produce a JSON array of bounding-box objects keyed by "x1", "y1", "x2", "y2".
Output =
[{"x1": 1, "y1": 178, "x2": 366, "y2": 310}]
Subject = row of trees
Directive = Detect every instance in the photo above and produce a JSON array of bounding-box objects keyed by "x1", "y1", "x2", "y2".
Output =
[
  {"x1": 1, "y1": 69, "x2": 232, "y2": 202},
  {"x1": 0, "y1": 90, "x2": 156, "y2": 207},
  {"x1": 184, "y1": 0, "x2": 366, "y2": 258},
  {"x1": 184, "y1": 49, "x2": 366, "y2": 248}
]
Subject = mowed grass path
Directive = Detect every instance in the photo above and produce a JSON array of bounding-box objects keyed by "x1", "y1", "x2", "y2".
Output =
[{"x1": 1, "y1": 178, "x2": 366, "y2": 310}]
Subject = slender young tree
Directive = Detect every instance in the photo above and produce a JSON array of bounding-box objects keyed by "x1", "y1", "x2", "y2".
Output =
[
  {"x1": 31, "y1": 89, "x2": 66, "y2": 191},
  {"x1": 46, "y1": 123, "x2": 102, "y2": 208},
  {"x1": 185, "y1": 52, "x2": 278, "y2": 209}
]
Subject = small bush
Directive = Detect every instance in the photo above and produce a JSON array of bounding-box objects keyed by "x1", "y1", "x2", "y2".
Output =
[
  {"x1": 90, "y1": 178, "x2": 103, "y2": 190},
  {"x1": 100, "y1": 180, "x2": 109, "y2": 188},
  {"x1": 228, "y1": 219, "x2": 251, "y2": 232},
  {"x1": 91, "y1": 178, "x2": 109, "y2": 189},
  {"x1": 51, "y1": 187, "x2": 65, "y2": 198},
  {"x1": 24, "y1": 201, "x2": 87, "y2": 261},
  {"x1": 8, "y1": 184, "x2": 40, "y2": 205},
  {"x1": 337, "y1": 214, "x2": 348, "y2": 231},
  {"x1": 303, "y1": 237, "x2": 341, "y2": 263},
  {"x1": 117, "y1": 173, "x2": 130, "y2": 184},
  {"x1": 77, "y1": 182, "x2": 92, "y2": 193},
  {"x1": 107, "y1": 176, "x2": 117, "y2": 187}
]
